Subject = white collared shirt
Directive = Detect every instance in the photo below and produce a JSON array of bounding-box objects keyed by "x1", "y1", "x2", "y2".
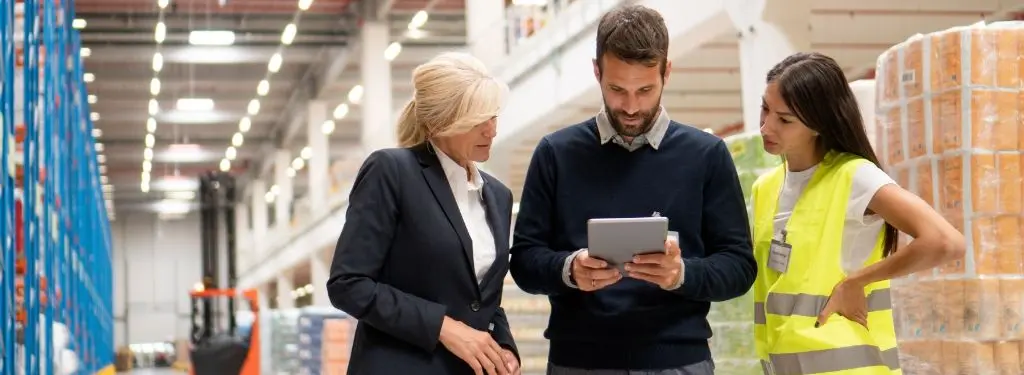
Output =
[{"x1": 432, "y1": 144, "x2": 496, "y2": 284}]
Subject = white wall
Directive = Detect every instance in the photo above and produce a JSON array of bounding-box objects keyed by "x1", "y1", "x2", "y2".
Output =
[{"x1": 111, "y1": 212, "x2": 203, "y2": 347}]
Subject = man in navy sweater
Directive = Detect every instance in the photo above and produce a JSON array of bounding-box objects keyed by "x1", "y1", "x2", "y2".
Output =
[{"x1": 509, "y1": 5, "x2": 756, "y2": 374}]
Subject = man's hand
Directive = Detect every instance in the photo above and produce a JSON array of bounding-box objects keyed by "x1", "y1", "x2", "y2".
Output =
[
  {"x1": 571, "y1": 250, "x2": 622, "y2": 292},
  {"x1": 625, "y1": 239, "x2": 683, "y2": 290},
  {"x1": 501, "y1": 348, "x2": 521, "y2": 375}
]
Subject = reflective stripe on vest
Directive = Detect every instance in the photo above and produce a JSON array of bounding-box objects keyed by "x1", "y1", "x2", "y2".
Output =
[
  {"x1": 751, "y1": 152, "x2": 901, "y2": 375},
  {"x1": 753, "y1": 288, "x2": 892, "y2": 324},
  {"x1": 761, "y1": 346, "x2": 900, "y2": 375}
]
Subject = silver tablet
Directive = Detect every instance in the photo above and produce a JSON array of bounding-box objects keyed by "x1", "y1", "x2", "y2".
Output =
[{"x1": 587, "y1": 217, "x2": 669, "y2": 270}]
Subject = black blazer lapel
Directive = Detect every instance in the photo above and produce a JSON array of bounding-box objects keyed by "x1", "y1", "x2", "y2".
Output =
[
  {"x1": 417, "y1": 144, "x2": 476, "y2": 275},
  {"x1": 479, "y1": 179, "x2": 508, "y2": 290}
]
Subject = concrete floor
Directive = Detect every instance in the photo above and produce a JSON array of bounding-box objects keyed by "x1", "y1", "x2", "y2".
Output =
[{"x1": 119, "y1": 369, "x2": 180, "y2": 375}]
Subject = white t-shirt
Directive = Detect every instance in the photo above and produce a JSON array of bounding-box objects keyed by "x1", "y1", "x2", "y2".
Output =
[{"x1": 772, "y1": 162, "x2": 896, "y2": 275}]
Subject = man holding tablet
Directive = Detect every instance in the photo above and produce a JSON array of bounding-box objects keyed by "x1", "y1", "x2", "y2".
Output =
[{"x1": 508, "y1": 4, "x2": 756, "y2": 374}]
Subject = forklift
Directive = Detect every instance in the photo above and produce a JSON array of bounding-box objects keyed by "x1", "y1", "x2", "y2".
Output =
[{"x1": 187, "y1": 172, "x2": 261, "y2": 375}]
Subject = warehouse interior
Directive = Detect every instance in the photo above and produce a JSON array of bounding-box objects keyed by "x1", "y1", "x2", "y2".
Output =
[{"x1": 2, "y1": 0, "x2": 1024, "y2": 374}]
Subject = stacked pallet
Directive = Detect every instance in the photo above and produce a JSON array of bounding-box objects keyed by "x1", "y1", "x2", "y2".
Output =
[
  {"x1": 320, "y1": 318, "x2": 354, "y2": 375},
  {"x1": 295, "y1": 307, "x2": 349, "y2": 375},
  {"x1": 267, "y1": 309, "x2": 300, "y2": 375},
  {"x1": 875, "y1": 21, "x2": 1024, "y2": 374}
]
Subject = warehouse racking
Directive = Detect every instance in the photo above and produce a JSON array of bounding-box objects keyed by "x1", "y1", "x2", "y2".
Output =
[{"x1": 2, "y1": 0, "x2": 114, "y2": 374}]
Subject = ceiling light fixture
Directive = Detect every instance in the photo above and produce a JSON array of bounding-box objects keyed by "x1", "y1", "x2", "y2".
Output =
[
  {"x1": 176, "y1": 98, "x2": 215, "y2": 111},
  {"x1": 347, "y1": 85, "x2": 363, "y2": 104},
  {"x1": 152, "y1": 52, "x2": 163, "y2": 72},
  {"x1": 80, "y1": 47, "x2": 92, "y2": 57},
  {"x1": 300, "y1": 146, "x2": 312, "y2": 160},
  {"x1": 150, "y1": 78, "x2": 161, "y2": 95},
  {"x1": 268, "y1": 53, "x2": 283, "y2": 73},
  {"x1": 409, "y1": 10, "x2": 428, "y2": 29},
  {"x1": 219, "y1": 159, "x2": 231, "y2": 172},
  {"x1": 189, "y1": 30, "x2": 236, "y2": 46},
  {"x1": 88, "y1": 94, "x2": 97, "y2": 104},
  {"x1": 298, "y1": 0, "x2": 314, "y2": 11},
  {"x1": 90, "y1": 112, "x2": 100, "y2": 121},
  {"x1": 83, "y1": 73, "x2": 95, "y2": 82},
  {"x1": 148, "y1": 99, "x2": 159, "y2": 115},
  {"x1": 145, "y1": 133, "x2": 155, "y2": 148},
  {"x1": 247, "y1": 99, "x2": 260, "y2": 115},
  {"x1": 321, "y1": 120, "x2": 335, "y2": 134},
  {"x1": 238, "y1": 117, "x2": 251, "y2": 133},
  {"x1": 147, "y1": 118, "x2": 158, "y2": 133},
  {"x1": 333, "y1": 103, "x2": 349, "y2": 119},
  {"x1": 281, "y1": 24, "x2": 297, "y2": 45},
  {"x1": 72, "y1": 18, "x2": 87, "y2": 29},
  {"x1": 225, "y1": 147, "x2": 237, "y2": 160},
  {"x1": 92, "y1": 128, "x2": 102, "y2": 138},
  {"x1": 231, "y1": 133, "x2": 244, "y2": 147},
  {"x1": 257, "y1": 80, "x2": 270, "y2": 96},
  {"x1": 384, "y1": 42, "x2": 402, "y2": 61},
  {"x1": 155, "y1": 22, "x2": 166, "y2": 43}
]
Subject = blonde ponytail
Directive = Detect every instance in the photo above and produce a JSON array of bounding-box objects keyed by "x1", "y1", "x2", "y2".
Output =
[
  {"x1": 396, "y1": 100, "x2": 427, "y2": 148},
  {"x1": 395, "y1": 52, "x2": 507, "y2": 148}
]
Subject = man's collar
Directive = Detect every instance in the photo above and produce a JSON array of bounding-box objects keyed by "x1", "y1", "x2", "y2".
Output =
[{"x1": 596, "y1": 106, "x2": 670, "y2": 151}]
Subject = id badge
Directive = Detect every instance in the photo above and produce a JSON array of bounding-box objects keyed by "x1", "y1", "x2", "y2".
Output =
[{"x1": 768, "y1": 231, "x2": 792, "y2": 273}]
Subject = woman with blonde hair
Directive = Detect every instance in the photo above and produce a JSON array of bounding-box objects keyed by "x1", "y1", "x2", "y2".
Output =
[{"x1": 327, "y1": 52, "x2": 520, "y2": 375}]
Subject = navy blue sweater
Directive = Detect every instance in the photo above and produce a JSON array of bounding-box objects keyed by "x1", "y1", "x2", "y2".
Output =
[{"x1": 509, "y1": 119, "x2": 756, "y2": 370}]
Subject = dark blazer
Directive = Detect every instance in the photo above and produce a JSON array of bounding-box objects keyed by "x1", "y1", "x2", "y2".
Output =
[{"x1": 326, "y1": 143, "x2": 518, "y2": 375}]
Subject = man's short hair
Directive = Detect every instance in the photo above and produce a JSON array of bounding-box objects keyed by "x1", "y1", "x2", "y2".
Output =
[{"x1": 595, "y1": 5, "x2": 669, "y2": 75}]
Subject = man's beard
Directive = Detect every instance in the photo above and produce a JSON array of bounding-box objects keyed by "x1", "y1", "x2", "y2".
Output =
[{"x1": 604, "y1": 97, "x2": 661, "y2": 138}]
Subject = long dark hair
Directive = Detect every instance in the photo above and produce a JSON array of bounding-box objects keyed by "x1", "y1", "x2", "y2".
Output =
[{"x1": 766, "y1": 52, "x2": 898, "y2": 257}]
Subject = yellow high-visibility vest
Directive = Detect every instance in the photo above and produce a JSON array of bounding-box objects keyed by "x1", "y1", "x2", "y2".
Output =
[{"x1": 751, "y1": 151, "x2": 901, "y2": 375}]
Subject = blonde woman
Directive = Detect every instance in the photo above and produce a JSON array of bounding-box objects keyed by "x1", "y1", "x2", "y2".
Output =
[{"x1": 327, "y1": 52, "x2": 520, "y2": 375}]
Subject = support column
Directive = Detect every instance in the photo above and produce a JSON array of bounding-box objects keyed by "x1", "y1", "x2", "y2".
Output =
[
  {"x1": 727, "y1": 0, "x2": 812, "y2": 133},
  {"x1": 310, "y1": 254, "x2": 331, "y2": 307},
  {"x1": 361, "y1": 21, "x2": 395, "y2": 151},
  {"x1": 465, "y1": 0, "x2": 507, "y2": 69},
  {"x1": 307, "y1": 100, "x2": 329, "y2": 216},
  {"x1": 276, "y1": 273, "x2": 295, "y2": 310},
  {"x1": 250, "y1": 180, "x2": 268, "y2": 255},
  {"x1": 274, "y1": 150, "x2": 293, "y2": 234}
]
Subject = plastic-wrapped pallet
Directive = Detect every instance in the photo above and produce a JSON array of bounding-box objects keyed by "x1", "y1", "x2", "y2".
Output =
[
  {"x1": 295, "y1": 307, "x2": 349, "y2": 375},
  {"x1": 875, "y1": 21, "x2": 1024, "y2": 375},
  {"x1": 710, "y1": 132, "x2": 782, "y2": 374},
  {"x1": 268, "y1": 309, "x2": 301, "y2": 375}
]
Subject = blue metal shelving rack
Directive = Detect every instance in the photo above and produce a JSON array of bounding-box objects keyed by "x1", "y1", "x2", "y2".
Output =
[{"x1": 2, "y1": 0, "x2": 114, "y2": 374}]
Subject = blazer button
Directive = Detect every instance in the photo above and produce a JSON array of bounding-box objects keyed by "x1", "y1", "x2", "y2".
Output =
[{"x1": 470, "y1": 301, "x2": 481, "y2": 312}]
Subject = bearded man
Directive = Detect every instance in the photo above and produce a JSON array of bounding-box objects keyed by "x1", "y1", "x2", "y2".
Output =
[{"x1": 509, "y1": 4, "x2": 757, "y2": 375}]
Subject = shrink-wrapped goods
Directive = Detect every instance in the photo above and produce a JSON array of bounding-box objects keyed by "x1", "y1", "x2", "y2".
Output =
[{"x1": 875, "y1": 21, "x2": 1024, "y2": 373}]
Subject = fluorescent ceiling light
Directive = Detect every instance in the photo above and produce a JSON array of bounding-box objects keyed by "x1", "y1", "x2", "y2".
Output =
[
  {"x1": 155, "y1": 22, "x2": 166, "y2": 43},
  {"x1": 384, "y1": 42, "x2": 402, "y2": 61},
  {"x1": 348, "y1": 85, "x2": 363, "y2": 104},
  {"x1": 408, "y1": 11, "x2": 428, "y2": 29},
  {"x1": 176, "y1": 98, "x2": 215, "y2": 111},
  {"x1": 268, "y1": 53, "x2": 282, "y2": 72},
  {"x1": 153, "y1": 177, "x2": 199, "y2": 193},
  {"x1": 281, "y1": 24, "x2": 297, "y2": 45},
  {"x1": 232, "y1": 133, "x2": 244, "y2": 147},
  {"x1": 150, "y1": 78, "x2": 161, "y2": 95},
  {"x1": 72, "y1": 18, "x2": 87, "y2": 29},
  {"x1": 298, "y1": 0, "x2": 314, "y2": 11},
  {"x1": 90, "y1": 112, "x2": 100, "y2": 121},
  {"x1": 145, "y1": 133, "x2": 155, "y2": 148},
  {"x1": 148, "y1": 99, "x2": 159, "y2": 115},
  {"x1": 147, "y1": 118, "x2": 158, "y2": 133},
  {"x1": 80, "y1": 47, "x2": 92, "y2": 57},
  {"x1": 247, "y1": 99, "x2": 260, "y2": 115},
  {"x1": 225, "y1": 147, "x2": 237, "y2": 160},
  {"x1": 300, "y1": 146, "x2": 312, "y2": 160},
  {"x1": 287, "y1": 168, "x2": 296, "y2": 177},
  {"x1": 158, "y1": 0, "x2": 169, "y2": 8},
  {"x1": 321, "y1": 120, "x2": 335, "y2": 134},
  {"x1": 92, "y1": 128, "x2": 102, "y2": 138},
  {"x1": 189, "y1": 30, "x2": 236, "y2": 46},
  {"x1": 152, "y1": 52, "x2": 163, "y2": 72},
  {"x1": 162, "y1": 143, "x2": 205, "y2": 163},
  {"x1": 257, "y1": 80, "x2": 270, "y2": 96},
  {"x1": 291, "y1": 157, "x2": 305, "y2": 170},
  {"x1": 88, "y1": 94, "x2": 97, "y2": 104},
  {"x1": 238, "y1": 117, "x2": 251, "y2": 133},
  {"x1": 333, "y1": 103, "x2": 349, "y2": 119},
  {"x1": 219, "y1": 159, "x2": 231, "y2": 172},
  {"x1": 142, "y1": 160, "x2": 152, "y2": 172},
  {"x1": 83, "y1": 73, "x2": 95, "y2": 82},
  {"x1": 405, "y1": 29, "x2": 428, "y2": 40}
]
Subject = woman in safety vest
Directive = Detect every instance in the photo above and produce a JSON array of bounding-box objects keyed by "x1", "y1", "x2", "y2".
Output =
[{"x1": 751, "y1": 52, "x2": 965, "y2": 375}]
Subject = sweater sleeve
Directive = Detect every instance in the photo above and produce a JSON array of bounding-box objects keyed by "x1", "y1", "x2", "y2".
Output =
[
  {"x1": 509, "y1": 138, "x2": 577, "y2": 296},
  {"x1": 674, "y1": 139, "x2": 757, "y2": 301}
]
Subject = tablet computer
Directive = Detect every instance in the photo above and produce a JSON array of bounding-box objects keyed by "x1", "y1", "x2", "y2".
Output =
[{"x1": 587, "y1": 217, "x2": 669, "y2": 270}]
